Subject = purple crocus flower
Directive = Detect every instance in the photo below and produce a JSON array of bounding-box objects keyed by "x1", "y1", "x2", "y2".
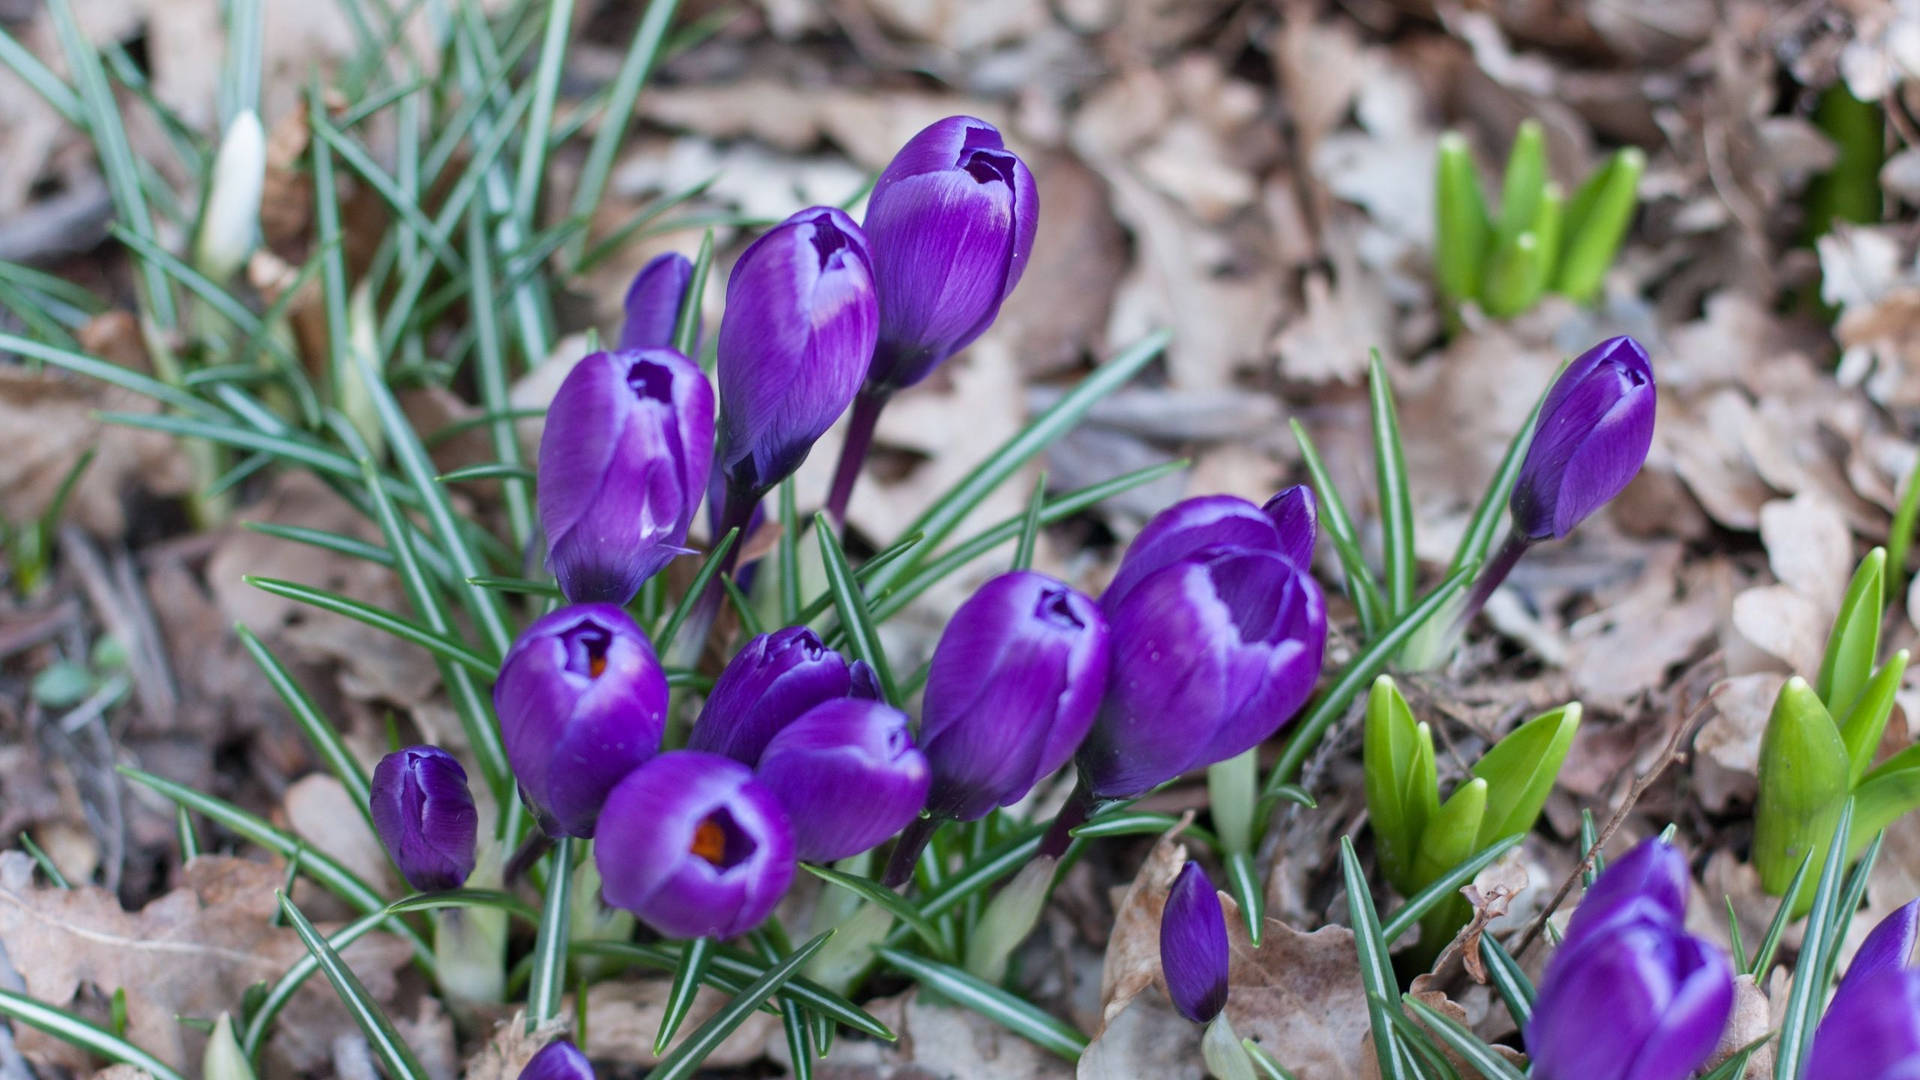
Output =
[
  {"x1": 714, "y1": 207, "x2": 877, "y2": 498},
  {"x1": 595, "y1": 751, "x2": 796, "y2": 940},
  {"x1": 1527, "y1": 837, "x2": 1732, "y2": 1080},
  {"x1": 754, "y1": 698, "x2": 930, "y2": 862},
  {"x1": 618, "y1": 252, "x2": 696, "y2": 353},
  {"x1": 686, "y1": 626, "x2": 880, "y2": 767},
  {"x1": 520, "y1": 1040, "x2": 593, "y2": 1080},
  {"x1": 918, "y1": 571, "x2": 1110, "y2": 822},
  {"x1": 1101, "y1": 487, "x2": 1317, "y2": 612},
  {"x1": 1079, "y1": 546, "x2": 1327, "y2": 799},
  {"x1": 538, "y1": 348, "x2": 714, "y2": 606},
  {"x1": 368, "y1": 746, "x2": 476, "y2": 892},
  {"x1": 1509, "y1": 335, "x2": 1655, "y2": 542},
  {"x1": 1807, "y1": 900, "x2": 1920, "y2": 1080},
  {"x1": 862, "y1": 115, "x2": 1037, "y2": 392},
  {"x1": 494, "y1": 604, "x2": 669, "y2": 838},
  {"x1": 1160, "y1": 861, "x2": 1229, "y2": 1024}
]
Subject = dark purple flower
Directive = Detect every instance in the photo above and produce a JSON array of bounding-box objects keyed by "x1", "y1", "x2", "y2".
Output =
[
  {"x1": 687, "y1": 626, "x2": 880, "y2": 767},
  {"x1": 494, "y1": 604, "x2": 669, "y2": 838},
  {"x1": 918, "y1": 571, "x2": 1109, "y2": 821},
  {"x1": 538, "y1": 348, "x2": 714, "y2": 605},
  {"x1": 1808, "y1": 900, "x2": 1920, "y2": 1079},
  {"x1": 1528, "y1": 842, "x2": 1730, "y2": 1080},
  {"x1": 1101, "y1": 489, "x2": 1316, "y2": 613},
  {"x1": 862, "y1": 116, "x2": 1037, "y2": 392},
  {"x1": 715, "y1": 207, "x2": 877, "y2": 496},
  {"x1": 1839, "y1": 900, "x2": 1920, "y2": 999},
  {"x1": 1160, "y1": 861, "x2": 1229, "y2": 1024},
  {"x1": 1509, "y1": 335, "x2": 1655, "y2": 542},
  {"x1": 754, "y1": 698, "x2": 930, "y2": 862},
  {"x1": 520, "y1": 1040, "x2": 593, "y2": 1080},
  {"x1": 595, "y1": 751, "x2": 796, "y2": 940},
  {"x1": 1079, "y1": 548, "x2": 1327, "y2": 799},
  {"x1": 369, "y1": 746, "x2": 476, "y2": 892},
  {"x1": 1562, "y1": 837, "x2": 1689, "y2": 948},
  {"x1": 618, "y1": 252, "x2": 696, "y2": 353}
]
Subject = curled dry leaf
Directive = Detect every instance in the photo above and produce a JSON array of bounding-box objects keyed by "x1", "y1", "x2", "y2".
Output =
[
  {"x1": 1701, "y1": 974, "x2": 1774, "y2": 1079},
  {"x1": 820, "y1": 989, "x2": 1073, "y2": 1080}
]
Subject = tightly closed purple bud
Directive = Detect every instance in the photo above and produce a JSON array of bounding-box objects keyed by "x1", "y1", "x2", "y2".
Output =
[
  {"x1": 539, "y1": 348, "x2": 714, "y2": 605},
  {"x1": 1160, "y1": 861, "x2": 1229, "y2": 1023},
  {"x1": 1807, "y1": 900, "x2": 1920, "y2": 1079},
  {"x1": 1563, "y1": 837, "x2": 1689, "y2": 947},
  {"x1": 1528, "y1": 848, "x2": 1731, "y2": 1080},
  {"x1": 596, "y1": 751, "x2": 795, "y2": 940},
  {"x1": 862, "y1": 116, "x2": 1037, "y2": 392},
  {"x1": 618, "y1": 252, "x2": 696, "y2": 352},
  {"x1": 1840, "y1": 900, "x2": 1920, "y2": 998},
  {"x1": 687, "y1": 626, "x2": 880, "y2": 766},
  {"x1": 715, "y1": 207, "x2": 877, "y2": 495},
  {"x1": 494, "y1": 604, "x2": 669, "y2": 838},
  {"x1": 1509, "y1": 335, "x2": 1655, "y2": 541},
  {"x1": 520, "y1": 1041, "x2": 594, "y2": 1080},
  {"x1": 919, "y1": 572, "x2": 1109, "y2": 821},
  {"x1": 369, "y1": 746, "x2": 476, "y2": 892},
  {"x1": 754, "y1": 698, "x2": 930, "y2": 862},
  {"x1": 1102, "y1": 489, "x2": 1317, "y2": 613},
  {"x1": 1080, "y1": 547, "x2": 1327, "y2": 799}
]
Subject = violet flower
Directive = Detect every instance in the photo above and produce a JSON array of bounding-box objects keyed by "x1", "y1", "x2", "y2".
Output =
[
  {"x1": 537, "y1": 348, "x2": 714, "y2": 606},
  {"x1": 1100, "y1": 487, "x2": 1316, "y2": 612},
  {"x1": 369, "y1": 746, "x2": 476, "y2": 892},
  {"x1": 1807, "y1": 900, "x2": 1920, "y2": 1080},
  {"x1": 618, "y1": 252, "x2": 696, "y2": 353},
  {"x1": 754, "y1": 698, "x2": 930, "y2": 862},
  {"x1": 1160, "y1": 861, "x2": 1230, "y2": 1024},
  {"x1": 1527, "y1": 838, "x2": 1732, "y2": 1080},
  {"x1": 686, "y1": 626, "x2": 879, "y2": 767},
  {"x1": 494, "y1": 604, "x2": 669, "y2": 838},
  {"x1": 1509, "y1": 335, "x2": 1656, "y2": 542},
  {"x1": 520, "y1": 1040, "x2": 593, "y2": 1080},
  {"x1": 595, "y1": 750, "x2": 796, "y2": 940}
]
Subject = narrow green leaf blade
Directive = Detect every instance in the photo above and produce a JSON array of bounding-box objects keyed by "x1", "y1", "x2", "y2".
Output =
[
  {"x1": 801, "y1": 862, "x2": 950, "y2": 960},
  {"x1": 873, "y1": 947, "x2": 1086, "y2": 1060},
  {"x1": 1815, "y1": 548, "x2": 1886, "y2": 720},
  {"x1": 1470, "y1": 703, "x2": 1581, "y2": 847},
  {"x1": 1433, "y1": 131, "x2": 1490, "y2": 303},
  {"x1": 1369, "y1": 352, "x2": 1416, "y2": 616},
  {"x1": 649, "y1": 932, "x2": 835, "y2": 1080},
  {"x1": 656, "y1": 935, "x2": 714, "y2": 1054},
  {"x1": 1774, "y1": 800, "x2": 1854, "y2": 1080},
  {"x1": 279, "y1": 894, "x2": 429, "y2": 1080},
  {"x1": 0, "y1": 987, "x2": 188, "y2": 1080},
  {"x1": 1292, "y1": 419, "x2": 1385, "y2": 635},
  {"x1": 816, "y1": 513, "x2": 897, "y2": 702},
  {"x1": 526, "y1": 836, "x2": 576, "y2": 1031},
  {"x1": 1339, "y1": 837, "x2": 1412, "y2": 1080}
]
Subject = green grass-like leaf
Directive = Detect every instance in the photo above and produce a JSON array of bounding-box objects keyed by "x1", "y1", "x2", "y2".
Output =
[
  {"x1": 650, "y1": 932, "x2": 835, "y2": 1080},
  {"x1": 1774, "y1": 799, "x2": 1854, "y2": 1080},
  {"x1": 0, "y1": 987, "x2": 188, "y2": 1080},
  {"x1": 816, "y1": 513, "x2": 898, "y2": 702},
  {"x1": 1225, "y1": 848, "x2": 1266, "y2": 946},
  {"x1": 1378, "y1": 834, "x2": 1522, "y2": 944},
  {"x1": 1340, "y1": 837, "x2": 1413, "y2": 1080},
  {"x1": 1291, "y1": 418, "x2": 1385, "y2": 635},
  {"x1": 1478, "y1": 932, "x2": 1534, "y2": 1029},
  {"x1": 566, "y1": 0, "x2": 682, "y2": 265},
  {"x1": 243, "y1": 576, "x2": 498, "y2": 676},
  {"x1": 1068, "y1": 812, "x2": 1219, "y2": 850},
  {"x1": 386, "y1": 889, "x2": 541, "y2": 922},
  {"x1": 236, "y1": 625, "x2": 374, "y2": 827},
  {"x1": 655, "y1": 528, "x2": 741, "y2": 654},
  {"x1": 240, "y1": 910, "x2": 386, "y2": 1061},
  {"x1": 1401, "y1": 994, "x2": 1526, "y2": 1080},
  {"x1": 656, "y1": 934, "x2": 715, "y2": 1055},
  {"x1": 874, "y1": 947, "x2": 1086, "y2": 1060},
  {"x1": 279, "y1": 893, "x2": 429, "y2": 1080},
  {"x1": 802, "y1": 862, "x2": 952, "y2": 960},
  {"x1": 573, "y1": 940, "x2": 895, "y2": 1040},
  {"x1": 1749, "y1": 850, "x2": 1813, "y2": 981},
  {"x1": 1369, "y1": 352, "x2": 1416, "y2": 617},
  {"x1": 527, "y1": 835, "x2": 577, "y2": 1032}
]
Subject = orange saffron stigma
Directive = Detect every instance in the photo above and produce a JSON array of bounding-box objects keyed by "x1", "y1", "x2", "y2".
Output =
[
  {"x1": 690, "y1": 819, "x2": 727, "y2": 864},
  {"x1": 588, "y1": 655, "x2": 607, "y2": 678}
]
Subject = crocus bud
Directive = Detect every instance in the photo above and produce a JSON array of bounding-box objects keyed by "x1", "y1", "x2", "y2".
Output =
[
  {"x1": 619, "y1": 252, "x2": 696, "y2": 352},
  {"x1": 1527, "y1": 845, "x2": 1731, "y2": 1080},
  {"x1": 1562, "y1": 837, "x2": 1688, "y2": 946},
  {"x1": 715, "y1": 207, "x2": 877, "y2": 496},
  {"x1": 754, "y1": 698, "x2": 930, "y2": 862},
  {"x1": 494, "y1": 604, "x2": 669, "y2": 838},
  {"x1": 1101, "y1": 489, "x2": 1316, "y2": 613},
  {"x1": 369, "y1": 746, "x2": 476, "y2": 892},
  {"x1": 918, "y1": 572, "x2": 1109, "y2": 821},
  {"x1": 595, "y1": 751, "x2": 796, "y2": 940},
  {"x1": 687, "y1": 626, "x2": 880, "y2": 766},
  {"x1": 520, "y1": 1040, "x2": 594, "y2": 1080},
  {"x1": 538, "y1": 348, "x2": 715, "y2": 605},
  {"x1": 193, "y1": 110, "x2": 266, "y2": 282},
  {"x1": 862, "y1": 116, "x2": 1037, "y2": 392},
  {"x1": 1080, "y1": 548, "x2": 1327, "y2": 799},
  {"x1": 1160, "y1": 861, "x2": 1229, "y2": 1024},
  {"x1": 1509, "y1": 335, "x2": 1655, "y2": 541},
  {"x1": 1807, "y1": 900, "x2": 1920, "y2": 1079}
]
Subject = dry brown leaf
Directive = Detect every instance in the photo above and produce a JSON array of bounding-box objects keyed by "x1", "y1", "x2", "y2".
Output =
[
  {"x1": 1730, "y1": 584, "x2": 1826, "y2": 677},
  {"x1": 1694, "y1": 673, "x2": 1783, "y2": 812},
  {"x1": 578, "y1": 979, "x2": 778, "y2": 1069},
  {"x1": 1224, "y1": 907, "x2": 1371, "y2": 1080},
  {"x1": 0, "y1": 851, "x2": 409, "y2": 1073},
  {"x1": 1703, "y1": 974, "x2": 1774, "y2": 1078},
  {"x1": 459, "y1": 1012, "x2": 570, "y2": 1080},
  {"x1": 283, "y1": 775, "x2": 394, "y2": 895},
  {"x1": 818, "y1": 990, "x2": 1074, "y2": 1079},
  {"x1": 1757, "y1": 493, "x2": 1852, "y2": 608}
]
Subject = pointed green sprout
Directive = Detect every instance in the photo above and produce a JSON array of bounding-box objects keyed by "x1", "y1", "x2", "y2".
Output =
[
  {"x1": 1362, "y1": 676, "x2": 1437, "y2": 894},
  {"x1": 1434, "y1": 133, "x2": 1489, "y2": 304},
  {"x1": 1555, "y1": 147, "x2": 1643, "y2": 302}
]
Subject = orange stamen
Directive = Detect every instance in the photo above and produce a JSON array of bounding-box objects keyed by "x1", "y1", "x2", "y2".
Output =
[
  {"x1": 589, "y1": 655, "x2": 607, "y2": 678},
  {"x1": 690, "y1": 819, "x2": 727, "y2": 864}
]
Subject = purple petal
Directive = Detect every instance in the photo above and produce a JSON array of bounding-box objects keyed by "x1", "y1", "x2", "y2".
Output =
[
  {"x1": 754, "y1": 698, "x2": 929, "y2": 862},
  {"x1": 870, "y1": 116, "x2": 1007, "y2": 190},
  {"x1": 1837, "y1": 900, "x2": 1920, "y2": 1002},
  {"x1": 1261, "y1": 484, "x2": 1318, "y2": 569},
  {"x1": 1809, "y1": 968, "x2": 1920, "y2": 1080},
  {"x1": 1528, "y1": 917, "x2": 1731, "y2": 1080},
  {"x1": 595, "y1": 751, "x2": 796, "y2": 940},
  {"x1": 1101, "y1": 495, "x2": 1285, "y2": 613},
  {"x1": 1620, "y1": 934, "x2": 1734, "y2": 1080},
  {"x1": 1564, "y1": 838, "x2": 1690, "y2": 947},
  {"x1": 520, "y1": 1040, "x2": 594, "y2": 1080},
  {"x1": 369, "y1": 746, "x2": 476, "y2": 892},
  {"x1": 619, "y1": 252, "x2": 695, "y2": 352},
  {"x1": 1160, "y1": 861, "x2": 1229, "y2": 1023},
  {"x1": 687, "y1": 627, "x2": 872, "y2": 766},
  {"x1": 1510, "y1": 336, "x2": 1655, "y2": 541}
]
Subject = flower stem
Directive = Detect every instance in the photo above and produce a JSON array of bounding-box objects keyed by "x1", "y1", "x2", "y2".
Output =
[
  {"x1": 1037, "y1": 780, "x2": 1096, "y2": 860},
  {"x1": 1455, "y1": 529, "x2": 1532, "y2": 634},
  {"x1": 882, "y1": 815, "x2": 940, "y2": 888},
  {"x1": 824, "y1": 387, "x2": 890, "y2": 526},
  {"x1": 666, "y1": 483, "x2": 762, "y2": 670}
]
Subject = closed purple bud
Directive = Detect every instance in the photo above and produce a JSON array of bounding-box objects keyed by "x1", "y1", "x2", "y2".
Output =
[
  {"x1": 520, "y1": 1041, "x2": 593, "y2": 1080},
  {"x1": 1562, "y1": 837, "x2": 1689, "y2": 947},
  {"x1": 1080, "y1": 548, "x2": 1327, "y2": 798},
  {"x1": 754, "y1": 698, "x2": 930, "y2": 862},
  {"x1": 369, "y1": 746, "x2": 476, "y2": 892},
  {"x1": 494, "y1": 604, "x2": 669, "y2": 838},
  {"x1": 1528, "y1": 918, "x2": 1732, "y2": 1080},
  {"x1": 1509, "y1": 335, "x2": 1656, "y2": 541},
  {"x1": 919, "y1": 571, "x2": 1109, "y2": 821},
  {"x1": 715, "y1": 207, "x2": 878, "y2": 495},
  {"x1": 595, "y1": 751, "x2": 796, "y2": 940},
  {"x1": 688, "y1": 626, "x2": 880, "y2": 766},
  {"x1": 1808, "y1": 968, "x2": 1920, "y2": 1080},
  {"x1": 538, "y1": 348, "x2": 715, "y2": 605},
  {"x1": 863, "y1": 116, "x2": 1037, "y2": 391},
  {"x1": 1102, "y1": 491, "x2": 1316, "y2": 613},
  {"x1": 618, "y1": 252, "x2": 696, "y2": 353},
  {"x1": 1160, "y1": 861, "x2": 1229, "y2": 1023},
  {"x1": 1839, "y1": 900, "x2": 1920, "y2": 999}
]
